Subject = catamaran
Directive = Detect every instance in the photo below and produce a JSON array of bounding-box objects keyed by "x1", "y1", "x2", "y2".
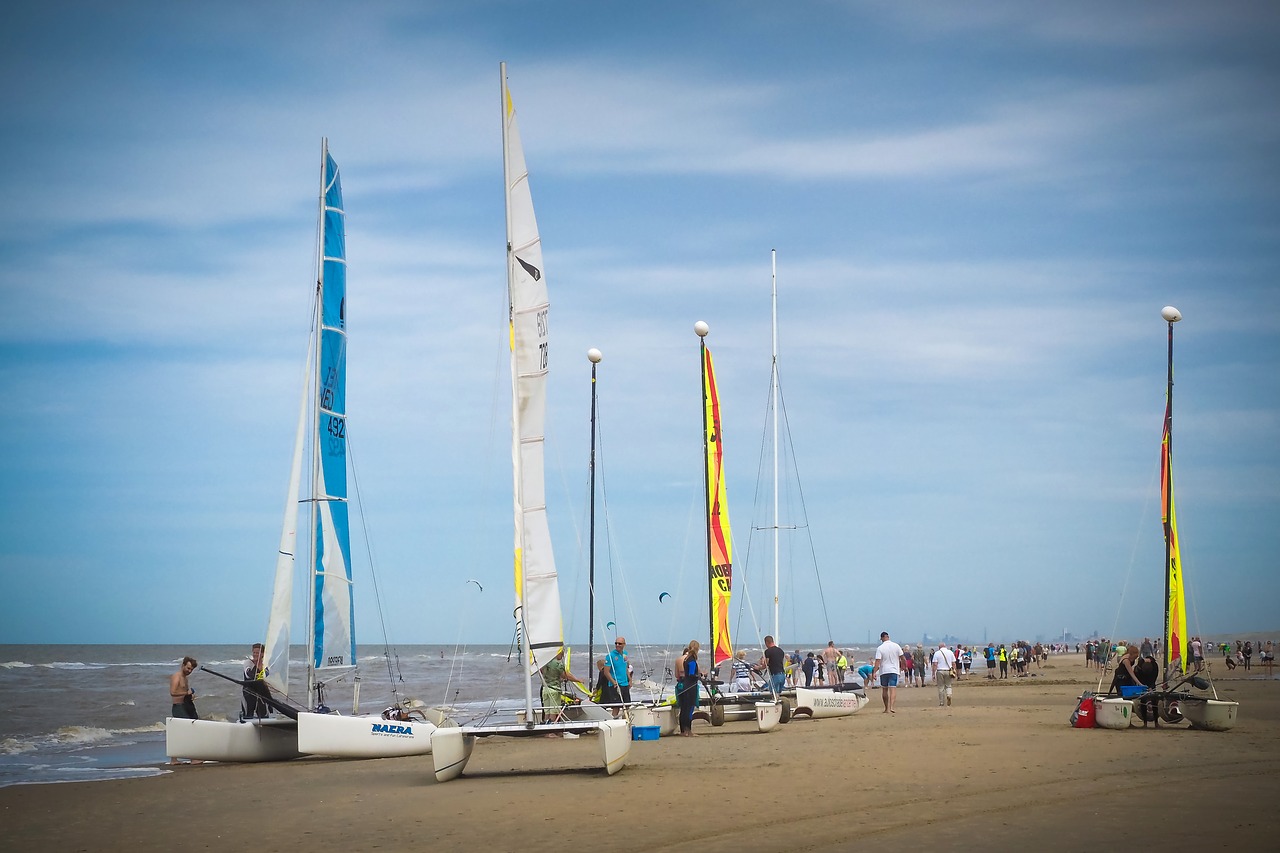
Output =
[
  {"x1": 691, "y1": 322, "x2": 783, "y2": 733},
  {"x1": 428, "y1": 64, "x2": 630, "y2": 782},
  {"x1": 166, "y1": 142, "x2": 438, "y2": 763},
  {"x1": 759, "y1": 252, "x2": 868, "y2": 720},
  {"x1": 1096, "y1": 306, "x2": 1238, "y2": 731}
]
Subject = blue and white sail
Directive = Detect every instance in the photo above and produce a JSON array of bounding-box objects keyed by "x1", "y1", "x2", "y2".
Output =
[{"x1": 311, "y1": 144, "x2": 356, "y2": 679}]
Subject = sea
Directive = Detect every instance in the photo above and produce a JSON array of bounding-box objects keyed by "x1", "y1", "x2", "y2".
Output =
[{"x1": 0, "y1": 641, "x2": 751, "y2": 788}]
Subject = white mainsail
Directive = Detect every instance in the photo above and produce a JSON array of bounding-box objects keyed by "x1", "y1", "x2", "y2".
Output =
[
  {"x1": 503, "y1": 67, "x2": 564, "y2": 676},
  {"x1": 262, "y1": 337, "x2": 312, "y2": 695},
  {"x1": 427, "y1": 67, "x2": 630, "y2": 781}
]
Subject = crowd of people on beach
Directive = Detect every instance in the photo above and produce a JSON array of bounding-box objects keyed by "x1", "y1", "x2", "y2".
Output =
[
  {"x1": 170, "y1": 632, "x2": 1273, "y2": 744},
  {"x1": 1083, "y1": 636, "x2": 1275, "y2": 678}
]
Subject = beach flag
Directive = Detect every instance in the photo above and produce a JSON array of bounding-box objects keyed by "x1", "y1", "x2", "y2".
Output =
[
  {"x1": 704, "y1": 347, "x2": 733, "y2": 667},
  {"x1": 1162, "y1": 396, "x2": 1187, "y2": 676}
]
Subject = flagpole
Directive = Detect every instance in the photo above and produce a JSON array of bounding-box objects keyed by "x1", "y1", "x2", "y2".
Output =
[
  {"x1": 1161, "y1": 305, "x2": 1181, "y2": 685},
  {"x1": 771, "y1": 250, "x2": 780, "y2": 644},
  {"x1": 695, "y1": 320, "x2": 713, "y2": 661},
  {"x1": 587, "y1": 347, "x2": 602, "y2": 689}
]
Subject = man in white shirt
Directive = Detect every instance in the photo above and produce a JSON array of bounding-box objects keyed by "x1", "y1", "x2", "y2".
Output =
[
  {"x1": 932, "y1": 641, "x2": 958, "y2": 707},
  {"x1": 871, "y1": 631, "x2": 904, "y2": 714}
]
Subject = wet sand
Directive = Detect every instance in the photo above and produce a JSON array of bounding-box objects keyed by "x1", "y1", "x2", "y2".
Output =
[{"x1": 2, "y1": 654, "x2": 1276, "y2": 852}]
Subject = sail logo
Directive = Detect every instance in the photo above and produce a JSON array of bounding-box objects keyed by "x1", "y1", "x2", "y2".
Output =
[
  {"x1": 711, "y1": 562, "x2": 731, "y2": 593},
  {"x1": 371, "y1": 723, "x2": 413, "y2": 736},
  {"x1": 516, "y1": 256, "x2": 541, "y2": 281}
]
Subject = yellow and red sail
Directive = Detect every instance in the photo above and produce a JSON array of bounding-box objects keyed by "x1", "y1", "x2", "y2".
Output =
[
  {"x1": 703, "y1": 347, "x2": 733, "y2": 667},
  {"x1": 1161, "y1": 396, "x2": 1187, "y2": 675}
]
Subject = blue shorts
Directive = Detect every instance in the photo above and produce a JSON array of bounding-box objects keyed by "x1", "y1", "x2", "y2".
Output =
[{"x1": 880, "y1": 673, "x2": 899, "y2": 688}]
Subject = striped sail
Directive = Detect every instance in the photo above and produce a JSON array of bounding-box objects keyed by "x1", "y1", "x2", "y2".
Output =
[
  {"x1": 703, "y1": 347, "x2": 734, "y2": 667},
  {"x1": 312, "y1": 146, "x2": 355, "y2": 675},
  {"x1": 503, "y1": 75, "x2": 563, "y2": 673},
  {"x1": 1161, "y1": 395, "x2": 1187, "y2": 676}
]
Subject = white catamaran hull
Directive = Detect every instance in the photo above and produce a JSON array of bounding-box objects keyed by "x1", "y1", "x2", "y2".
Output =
[
  {"x1": 1182, "y1": 698, "x2": 1239, "y2": 731},
  {"x1": 792, "y1": 687, "x2": 869, "y2": 719},
  {"x1": 295, "y1": 711, "x2": 437, "y2": 757},
  {"x1": 756, "y1": 701, "x2": 782, "y2": 732},
  {"x1": 430, "y1": 719, "x2": 630, "y2": 783},
  {"x1": 165, "y1": 717, "x2": 301, "y2": 762}
]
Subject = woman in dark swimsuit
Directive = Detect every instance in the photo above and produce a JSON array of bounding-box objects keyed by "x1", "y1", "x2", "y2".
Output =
[{"x1": 676, "y1": 640, "x2": 701, "y2": 736}]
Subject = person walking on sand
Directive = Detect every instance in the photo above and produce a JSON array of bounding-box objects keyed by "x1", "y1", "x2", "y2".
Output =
[
  {"x1": 915, "y1": 643, "x2": 928, "y2": 686},
  {"x1": 932, "y1": 641, "x2": 958, "y2": 707},
  {"x1": 872, "y1": 631, "x2": 904, "y2": 714}
]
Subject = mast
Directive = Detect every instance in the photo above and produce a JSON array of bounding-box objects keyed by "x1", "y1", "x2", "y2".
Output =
[
  {"x1": 587, "y1": 347, "x2": 603, "y2": 688},
  {"x1": 771, "y1": 249, "x2": 780, "y2": 643},
  {"x1": 306, "y1": 138, "x2": 328, "y2": 709},
  {"x1": 696, "y1": 321, "x2": 713, "y2": 659},
  {"x1": 1161, "y1": 305, "x2": 1182, "y2": 683},
  {"x1": 501, "y1": 62, "x2": 535, "y2": 718}
]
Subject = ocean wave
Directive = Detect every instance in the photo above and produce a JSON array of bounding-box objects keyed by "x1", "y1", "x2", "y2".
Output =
[
  {"x1": 51, "y1": 726, "x2": 116, "y2": 746},
  {"x1": 2, "y1": 721, "x2": 167, "y2": 754},
  {"x1": 39, "y1": 662, "x2": 109, "y2": 671},
  {"x1": 0, "y1": 661, "x2": 34, "y2": 669},
  {"x1": 1, "y1": 738, "x2": 37, "y2": 755},
  {"x1": 0, "y1": 767, "x2": 169, "y2": 787}
]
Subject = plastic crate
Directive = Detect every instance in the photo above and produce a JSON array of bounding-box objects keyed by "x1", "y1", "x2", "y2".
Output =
[{"x1": 631, "y1": 725, "x2": 660, "y2": 741}]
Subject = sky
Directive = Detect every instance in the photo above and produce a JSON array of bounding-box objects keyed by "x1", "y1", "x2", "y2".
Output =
[{"x1": 2, "y1": 1, "x2": 1277, "y2": 649}]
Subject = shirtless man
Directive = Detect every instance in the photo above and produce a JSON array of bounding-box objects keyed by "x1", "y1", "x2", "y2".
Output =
[
  {"x1": 170, "y1": 657, "x2": 199, "y2": 719},
  {"x1": 822, "y1": 641, "x2": 841, "y2": 686},
  {"x1": 168, "y1": 657, "x2": 201, "y2": 765}
]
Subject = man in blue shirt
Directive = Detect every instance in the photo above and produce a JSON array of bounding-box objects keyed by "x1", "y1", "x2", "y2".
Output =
[{"x1": 605, "y1": 637, "x2": 632, "y2": 710}]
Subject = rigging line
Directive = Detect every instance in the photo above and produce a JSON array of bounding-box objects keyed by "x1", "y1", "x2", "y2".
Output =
[
  {"x1": 668, "y1": 489, "x2": 701, "y2": 649},
  {"x1": 777, "y1": 378, "x2": 835, "y2": 643},
  {"x1": 345, "y1": 432, "x2": 403, "y2": 695},
  {"x1": 595, "y1": 419, "x2": 663, "y2": 698},
  {"x1": 1106, "y1": 456, "x2": 1161, "y2": 651},
  {"x1": 548, "y1": 430, "x2": 583, "y2": 642}
]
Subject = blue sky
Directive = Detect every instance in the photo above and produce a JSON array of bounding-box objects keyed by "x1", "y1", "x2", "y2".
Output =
[{"x1": 2, "y1": 1, "x2": 1277, "y2": 649}]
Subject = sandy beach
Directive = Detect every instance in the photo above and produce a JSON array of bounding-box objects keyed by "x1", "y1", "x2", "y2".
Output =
[{"x1": 3, "y1": 654, "x2": 1275, "y2": 853}]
